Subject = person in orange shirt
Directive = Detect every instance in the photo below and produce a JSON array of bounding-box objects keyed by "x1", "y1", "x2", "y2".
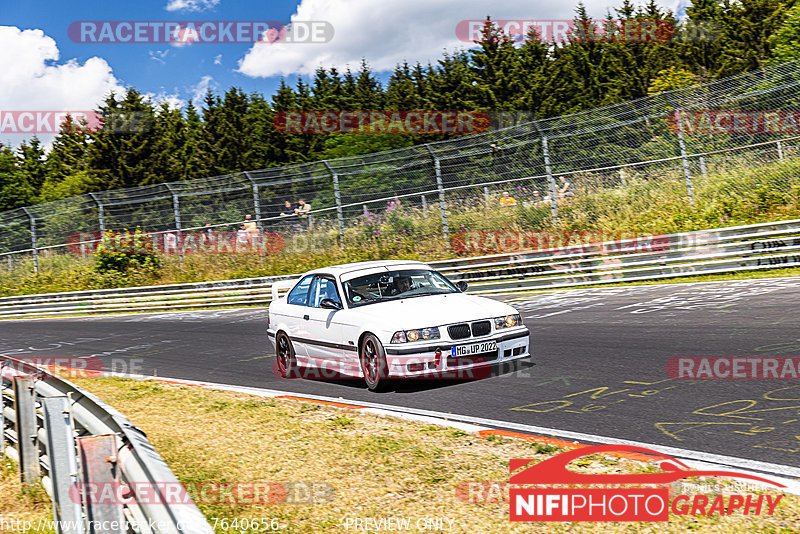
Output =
[{"x1": 499, "y1": 191, "x2": 517, "y2": 207}]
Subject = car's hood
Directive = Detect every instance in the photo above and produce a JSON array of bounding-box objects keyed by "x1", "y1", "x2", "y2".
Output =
[{"x1": 347, "y1": 293, "x2": 517, "y2": 329}]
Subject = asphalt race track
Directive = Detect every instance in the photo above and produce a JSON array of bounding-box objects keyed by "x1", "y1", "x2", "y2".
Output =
[{"x1": 3, "y1": 277, "x2": 800, "y2": 467}]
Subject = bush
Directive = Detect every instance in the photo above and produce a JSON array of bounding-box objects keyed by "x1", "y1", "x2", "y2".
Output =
[{"x1": 94, "y1": 228, "x2": 161, "y2": 274}]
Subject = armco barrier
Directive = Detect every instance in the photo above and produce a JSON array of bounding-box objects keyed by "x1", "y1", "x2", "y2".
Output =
[
  {"x1": 1, "y1": 356, "x2": 215, "y2": 533},
  {"x1": 0, "y1": 219, "x2": 799, "y2": 318}
]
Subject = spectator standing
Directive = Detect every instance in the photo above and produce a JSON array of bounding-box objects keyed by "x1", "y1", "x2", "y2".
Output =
[
  {"x1": 242, "y1": 214, "x2": 259, "y2": 238},
  {"x1": 202, "y1": 222, "x2": 214, "y2": 248},
  {"x1": 295, "y1": 198, "x2": 311, "y2": 228},
  {"x1": 558, "y1": 176, "x2": 573, "y2": 198},
  {"x1": 280, "y1": 200, "x2": 295, "y2": 217},
  {"x1": 499, "y1": 191, "x2": 517, "y2": 207}
]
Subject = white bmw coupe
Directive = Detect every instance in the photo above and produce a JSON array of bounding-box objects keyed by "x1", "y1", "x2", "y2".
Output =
[{"x1": 267, "y1": 260, "x2": 530, "y2": 391}]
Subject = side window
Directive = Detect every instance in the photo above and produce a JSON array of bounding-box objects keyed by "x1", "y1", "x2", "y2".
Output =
[
  {"x1": 310, "y1": 276, "x2": 342, "y2": 308},
  {"x1": 287, "y1": 275, "x2": 313, "y2": 306}
]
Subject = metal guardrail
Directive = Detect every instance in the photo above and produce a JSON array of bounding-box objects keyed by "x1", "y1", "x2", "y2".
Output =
[
  {"x1": 432, "y1": 218, "x2": 800, "y2": 293},
  {"x1": 1, "y1": 356, "x2": 214, "y2": 533},
  {"x1": 0, "y1": 219, "x2": 799, "y2": 318}
]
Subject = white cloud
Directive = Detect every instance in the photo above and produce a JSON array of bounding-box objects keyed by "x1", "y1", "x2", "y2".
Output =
[
  {"x1": 213, "y1": 54, "x2": 222, "y2": 65},
  {"x1": 0, "y1": 26, "x2": 125, "y2": 147},
  {"x1": 237, "y1": 0, "x2": 681, "y2": 77},
  {"x1": 149, "y1": 49, "x2": 170, "y2": 63},
  {"x1": 146, "y1": 91, "x2": 185, "y2": 110},
  {"x1": 165, "y1": 0, "x2": 220, "y2": 12},
  {"x1": 190, "y1": 75, "x2": 216, "y2": 108}
]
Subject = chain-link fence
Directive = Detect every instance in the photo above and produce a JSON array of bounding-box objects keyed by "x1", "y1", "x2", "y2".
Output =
[{"x1": 3, "y1": 61, "x2": 800, "y2": 271}]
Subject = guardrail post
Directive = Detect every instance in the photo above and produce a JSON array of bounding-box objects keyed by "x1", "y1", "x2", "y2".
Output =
[
  {"x1": 323, "y1": 161, "x2": 345, "y2": 249},
  {"x1": 244, "y1": 172, "x2": 266, "y2": 262},
  {"x1": 540, "y1": 136, "x2": 559, "y2": 224},
  {"x1": 674, "y1": 109, "x2": 696, "y2": 207},
  {"x1": 21, "y1": 207, "x2": 38, "y2": 274},
  {"x1": 163, "y1": 184, "x2": 183, "y2": 267},
  {"x1": 42, "y1": 396, "x2": 84, "y2": 533},
  {"x1": 77, "y1": 434, "x2": 125, "y2": 533},
  {"x1": 777, "y1": 140, "x2": 784, "y2": 161},
  {"x1": 13, "y1": 375, "x2": 40, "y2": 486},
  {"x1": 425, "y1": 145, "x2": 449, "y2": 241},
  {"x1": 88, "y1": 193, "x2": 105, "y2": 234}
]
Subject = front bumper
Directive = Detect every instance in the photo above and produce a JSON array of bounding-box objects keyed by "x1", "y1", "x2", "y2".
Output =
[{"x1": 383, "y1": 328, "x2": 530, "y2": 378}]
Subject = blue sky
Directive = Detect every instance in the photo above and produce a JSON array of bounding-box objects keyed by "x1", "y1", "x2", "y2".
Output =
[{"x1": 0, "y1": 0, "x2": 685, "y2": 147}]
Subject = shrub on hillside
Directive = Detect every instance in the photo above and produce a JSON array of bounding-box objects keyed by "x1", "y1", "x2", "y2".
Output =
[{"x1": 94, "y1": 228, "x2": 161, "y2": 274}]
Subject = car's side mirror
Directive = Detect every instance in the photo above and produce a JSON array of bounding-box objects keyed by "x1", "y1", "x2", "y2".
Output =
[
  {"x1": 456, "y1": 281, "x2": 468, "y2": 292},
  {"x1": 320, "y1": 298, "x2": 343, "y2": 310}
]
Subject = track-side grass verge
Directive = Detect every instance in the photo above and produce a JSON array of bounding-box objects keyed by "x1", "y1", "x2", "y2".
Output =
[
  {"x1": 0, "y1": 460, "x2": 55, "y2": 534},
  {"x1": 60, "y1": 375, "x2": 800, "y2": 533}
]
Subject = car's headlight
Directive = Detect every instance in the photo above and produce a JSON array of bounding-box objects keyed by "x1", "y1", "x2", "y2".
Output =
[
  {"x1": 494, "y1": 314, "x2": 521, "y2": 329},
  {"x1": 391, "y1": 327, "x2": 440, "y2": 344}
]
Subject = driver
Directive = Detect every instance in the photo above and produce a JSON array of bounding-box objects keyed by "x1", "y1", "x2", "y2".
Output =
[{"x1": 394, "y1": 275, "x2": 412, "y2": 295}]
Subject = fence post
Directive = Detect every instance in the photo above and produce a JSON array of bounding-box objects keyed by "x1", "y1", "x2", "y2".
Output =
[
  {"x1": 13, "y1": 375, "x2": 40, "y2": 486},
  {"x1": 244, "y1": 172, "x2": 266, "y2": 262},
  {"x1": 484, "y1": 186, "x2": 489, "y2": 206},
  {"x1": 421, "y1": 195, "x2": 427, "y2": 212},
  {"x1": 88, "y1": 192, "x2": 105, "y2": 233},
  {"x1": 424, "y1": 145, "x2": 449, "y2": 241},
  {"x1": 674, "y1": 109, "x2": 696, "y2": 207},
  {"x1": 619, "y1": 166, "x2": 626, "y2": 187},
  {"x1": 163, "y1": 184, "x2": 183, "y2": 266},
  {"x1": 21, "y1": 207, "x2": 38, "y2": 274},
  {"x1": 777, "y1": 140, "x2": 784, "y2": 161},
  {"x1": 540, "y1": 136, "x2": 559, "y2": 224},
  {"x1": 323, "y1": 161, "x2": 345, "y2": 249},
  {"x1": 41, "y1": 396, "x2": 84, "y2": 533},
  {"x1": 700, "y1": 156, "x2": 707, "y2": 179}
]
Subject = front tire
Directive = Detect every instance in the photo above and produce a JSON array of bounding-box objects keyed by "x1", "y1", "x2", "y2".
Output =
[
  {"x1": 360, "y1": 334, "x2": 390, "y2": 392},
  {"x1": 275, "y1": 331, "x2": 298, "y2": 378}
]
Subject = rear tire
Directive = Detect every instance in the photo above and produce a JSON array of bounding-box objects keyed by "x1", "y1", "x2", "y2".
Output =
[
  {"x1": 275, "y1": 331, "x2": 298, "y2": 378},
  {"x1": 360, "y1": 334, "x2": 390, "y2": 392}
]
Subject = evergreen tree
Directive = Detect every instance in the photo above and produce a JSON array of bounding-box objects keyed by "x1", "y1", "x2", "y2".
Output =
[{"x1": 0, "y1": 144, "x2": 33, "y2": 211}]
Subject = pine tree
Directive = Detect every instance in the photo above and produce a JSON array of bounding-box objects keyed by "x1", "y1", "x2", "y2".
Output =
[{"x1": 0, "y1": 144, "x2": 33, "y2": 211}]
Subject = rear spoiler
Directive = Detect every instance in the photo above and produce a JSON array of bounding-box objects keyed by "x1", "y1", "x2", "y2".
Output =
[{"x1": 271, "y1": 279, "x2": 298, "y2": 302}]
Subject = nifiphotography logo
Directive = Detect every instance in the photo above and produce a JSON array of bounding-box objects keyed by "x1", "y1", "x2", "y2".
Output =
[{"x1": 509, "y1": 445, "x2": 784, "y2": 522}]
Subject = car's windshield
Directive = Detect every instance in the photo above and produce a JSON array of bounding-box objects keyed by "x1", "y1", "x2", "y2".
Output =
[{"x1": 342, "y1": 269, "x2": 458, "y2": 307}]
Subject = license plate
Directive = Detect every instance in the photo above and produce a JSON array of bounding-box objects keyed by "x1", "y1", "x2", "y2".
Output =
[{"x1": 452, "y1": 340, "x2": 497, "y2": 357}]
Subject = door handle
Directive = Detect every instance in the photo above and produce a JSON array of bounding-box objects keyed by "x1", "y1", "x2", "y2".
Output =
[{"x1": 303, "y1": 315, "x2": 310, "y2": 320}]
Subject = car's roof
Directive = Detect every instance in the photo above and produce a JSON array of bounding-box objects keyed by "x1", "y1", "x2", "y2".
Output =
[{"x1": 304, "y1": 260, "x2": 430, "y2": 276}]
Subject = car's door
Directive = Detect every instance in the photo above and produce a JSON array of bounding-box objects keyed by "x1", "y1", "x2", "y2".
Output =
[
  {"x1": 305, "y1": 275, "x2": 347, "y2": 374},
  {"x1": 280, "y1": 274, "x2": 314, "y2": 362}
]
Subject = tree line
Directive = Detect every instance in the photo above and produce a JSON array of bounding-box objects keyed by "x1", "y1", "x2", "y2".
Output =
[{"x1": 1, "y1": 0, "x2": 799, "y2": 212}]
